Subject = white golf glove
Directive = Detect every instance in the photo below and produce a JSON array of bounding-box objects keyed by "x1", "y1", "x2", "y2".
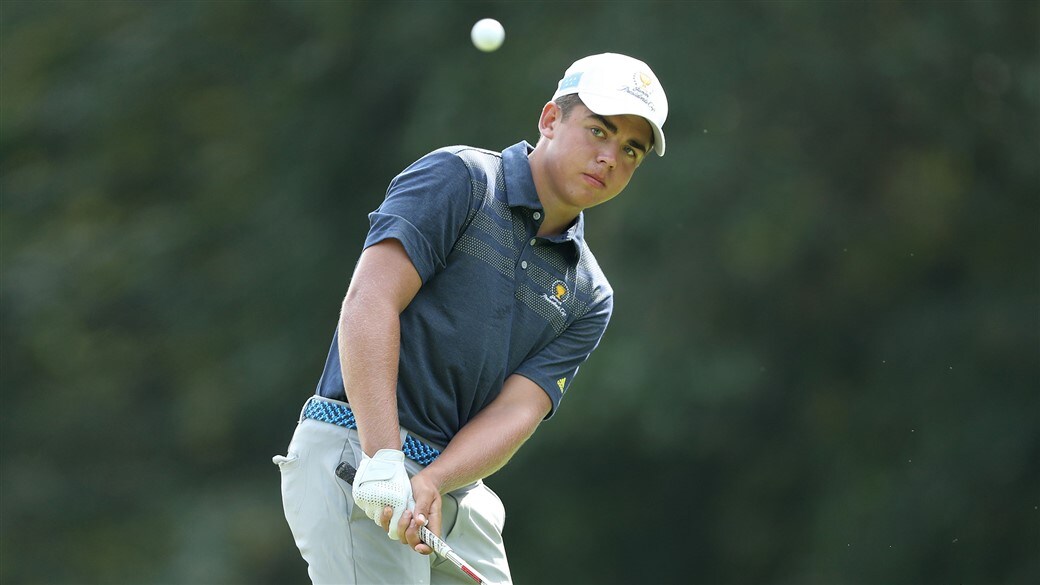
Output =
[{"x1": 352, "y1": 449, "x2": 414, "y2": 540}]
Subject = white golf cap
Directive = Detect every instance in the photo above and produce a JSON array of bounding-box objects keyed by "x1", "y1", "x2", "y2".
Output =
[{"x1": 552, "y1": 53, "x2": 669, "y2": 156}]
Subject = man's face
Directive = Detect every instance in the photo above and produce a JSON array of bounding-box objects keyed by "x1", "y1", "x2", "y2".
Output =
[{"x1": 537, "y1": 102, "x2": 654, "y2": 213}]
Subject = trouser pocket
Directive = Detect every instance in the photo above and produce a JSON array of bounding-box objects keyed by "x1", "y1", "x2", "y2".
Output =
[
  {"x1": 273, "y1": 450, "x2": 306, "y2": 517},
  {"x1": 272, "y1": 453, "x2": 298, "y2": 466}
]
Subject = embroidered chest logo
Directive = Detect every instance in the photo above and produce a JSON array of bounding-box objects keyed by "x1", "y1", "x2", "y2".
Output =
[
  {"x1": 552, "y1": 281, "x2": 569, "y2": 302},
  {"x1": 542, "y1": 280, "x2": 569, "y2": 318}
]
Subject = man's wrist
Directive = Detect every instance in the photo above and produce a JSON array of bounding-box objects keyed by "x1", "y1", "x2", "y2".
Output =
[
  {"x1": 358, "y1": 426, "x2": 404, "y2": 457},
  {"x1": 414, "y1": 464, "x2": 450, "y2": 495}
]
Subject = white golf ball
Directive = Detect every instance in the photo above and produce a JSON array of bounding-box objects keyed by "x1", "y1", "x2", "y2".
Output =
[{"x1": 471, "y1": 18, "x2": 505, "y2": 52}]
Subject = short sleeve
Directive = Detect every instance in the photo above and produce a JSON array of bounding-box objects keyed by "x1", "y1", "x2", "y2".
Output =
[
  {"x1": 513, "y1": 293, "x2": 613, "y2": 418},
  {"x1": 365, "y1": 150, "x2": 475, "y2": 283}
]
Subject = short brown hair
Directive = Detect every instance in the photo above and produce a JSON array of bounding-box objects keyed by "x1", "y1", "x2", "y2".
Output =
[{"x1": 553, "y1": 94, "x2": 585, "y2": 119}]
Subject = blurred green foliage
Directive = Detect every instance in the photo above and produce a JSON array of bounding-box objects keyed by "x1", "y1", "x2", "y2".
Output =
[{"x1": 2, "y1": 1, "x2": 1037, "y2": 583}]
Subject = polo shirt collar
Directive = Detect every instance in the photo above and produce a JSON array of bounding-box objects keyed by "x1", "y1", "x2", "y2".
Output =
[
  {"x1": 503, "y1": 141, "x2": 540, "y2": 211},
  {"x1": 502, "y1": 141, "x2": 586, "y2": 254}
]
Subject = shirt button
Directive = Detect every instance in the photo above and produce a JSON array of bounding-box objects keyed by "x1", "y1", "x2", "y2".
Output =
[
  {"x1": 521, "y1": 261, "x2": 528, "y2": 269},
  {"x1": 530, "y1": 238, "x2": 537, "y2": 246},
  {"x1": 532, "y1": 211, "x2": 541, "y2": 220}
]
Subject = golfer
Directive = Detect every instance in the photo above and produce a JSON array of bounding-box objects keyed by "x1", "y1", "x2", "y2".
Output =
[{"x1": 275, "y1": 52, "x2": 669, "y2": 584}]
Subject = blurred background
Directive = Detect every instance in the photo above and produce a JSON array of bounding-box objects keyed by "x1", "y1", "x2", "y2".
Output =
[{"x1": 2, "y1": 1, "x2": 1037, "y2": 583}]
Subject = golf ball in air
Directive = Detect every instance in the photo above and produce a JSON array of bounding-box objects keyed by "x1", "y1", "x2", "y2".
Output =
[{"x1": 471, "y1": 18, "x2": 505, "y2": 52}]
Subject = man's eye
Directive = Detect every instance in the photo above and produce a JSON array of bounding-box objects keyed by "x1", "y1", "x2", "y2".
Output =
[
  {"x1": 624, "y1": 146, "x2": 636, "y2": 158},
  {"x1": 590, "y1": 127, "x2": 604, "y2": 137}
]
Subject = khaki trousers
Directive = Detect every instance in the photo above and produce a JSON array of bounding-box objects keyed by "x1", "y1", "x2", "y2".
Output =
[{"x1": 274, "y1": 398, "x2": 512, "y2": 584}]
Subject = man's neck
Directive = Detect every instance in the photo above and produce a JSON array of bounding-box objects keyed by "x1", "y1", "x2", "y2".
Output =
[
  {"x1": 528, "y1": 148, "x2": 580, "y2": 237},
  {"x1": 536, "y1": 214, "x2": 577, "y2": 238}
]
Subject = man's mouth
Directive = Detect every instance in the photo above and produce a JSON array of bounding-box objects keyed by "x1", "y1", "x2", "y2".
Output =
[{"x1": 582, "y1": 173, "x2": 606, "y2": 188}]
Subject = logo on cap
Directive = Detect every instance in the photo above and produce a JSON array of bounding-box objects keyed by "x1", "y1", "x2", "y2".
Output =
[
  {"x1": 620, "y1": 71, "x2": 657, "y2": 112},
  {"x1": 558, "y1": 72, "x2": 583, "y2": 92}
]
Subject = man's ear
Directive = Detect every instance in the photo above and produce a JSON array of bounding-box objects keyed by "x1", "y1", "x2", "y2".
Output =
[{"x1": 537, "y1": 101, "x2": 562, "y2": 140}]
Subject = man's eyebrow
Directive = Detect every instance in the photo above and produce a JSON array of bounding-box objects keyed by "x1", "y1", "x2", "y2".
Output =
[
  {"x1": 588, "y1": 113, "x2": 618, "y2": 135},
  {"x1": 588, "y1": 113, "x2": 649, "y2": 155}
]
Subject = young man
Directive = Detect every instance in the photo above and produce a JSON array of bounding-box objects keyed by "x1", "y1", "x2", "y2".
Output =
[{"x1": 274, "y1": 53, "x2": 668, "y2": 584}]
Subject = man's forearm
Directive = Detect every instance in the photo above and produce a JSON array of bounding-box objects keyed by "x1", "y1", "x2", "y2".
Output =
[
  {"x1": 337, "y1": 240, "x2": 423, "y2": 457},
  {"x1": 338, "y1": 298, "x2": 406, "y2": 456},
  {"x1": 418, "y1": 375, "x2": 552, "y2": 494}
]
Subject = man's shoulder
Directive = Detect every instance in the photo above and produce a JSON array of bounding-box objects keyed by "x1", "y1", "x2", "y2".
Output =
[
  {"x1": 431, "y1": 145, "x2": 504, "y2": 176},
  {"x1": 415, "y1": 146, "x2": 508, "y2": 196},
  {"x1": 575, "y1": 240, "x2": 613, "y2": 305},
  {"x1": 395, "y1": 145, "x2": 501, "y2": 189},
  {"x1": 436, "y1": 145, "x2": 502, "y2": 158}
]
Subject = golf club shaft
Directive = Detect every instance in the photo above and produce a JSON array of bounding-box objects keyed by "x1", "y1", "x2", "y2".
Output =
[{"x1": 335, "y1": 461, "x2": 490, "y2": 584}]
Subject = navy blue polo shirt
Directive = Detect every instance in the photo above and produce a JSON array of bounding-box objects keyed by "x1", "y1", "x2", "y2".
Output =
[{"x1": 316, "y1": 141, "x2": 613, "y2": 445}]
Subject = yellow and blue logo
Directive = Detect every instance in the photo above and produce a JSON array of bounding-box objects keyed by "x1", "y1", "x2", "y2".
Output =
[{"x1": 551, "y1": 280, "x2": 569, "y2": 302}]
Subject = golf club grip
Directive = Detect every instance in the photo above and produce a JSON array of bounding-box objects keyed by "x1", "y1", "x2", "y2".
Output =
[{"x1": 334, "y1": 461, "x2": 491, "y2": 585}]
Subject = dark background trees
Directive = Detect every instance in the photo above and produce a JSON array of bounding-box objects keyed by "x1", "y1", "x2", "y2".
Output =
[{"x1": 2, "y1": 1, "x2": 1037, "y2": 583}]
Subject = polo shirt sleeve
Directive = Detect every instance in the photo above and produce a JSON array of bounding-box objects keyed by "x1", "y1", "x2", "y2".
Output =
[
  {"x1": 513, "y1": 292, "x2": 613, "y2": 418},
  {"x1": 365, "y1": 151, "x2": 475, "y2": 283}
]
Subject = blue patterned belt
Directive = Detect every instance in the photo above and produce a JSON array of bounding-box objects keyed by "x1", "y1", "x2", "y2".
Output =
[{"x1": 302, "y1": 398, "x2": 442, "y2": 465}]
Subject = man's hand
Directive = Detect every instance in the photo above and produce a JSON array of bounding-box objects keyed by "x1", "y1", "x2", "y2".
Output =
[
  {"x1": 352, "y1": 449, "x2": 412, "y2": 540},
  {"x1": 396, "y1": 471, "x2": 443, "y2": 555}
]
